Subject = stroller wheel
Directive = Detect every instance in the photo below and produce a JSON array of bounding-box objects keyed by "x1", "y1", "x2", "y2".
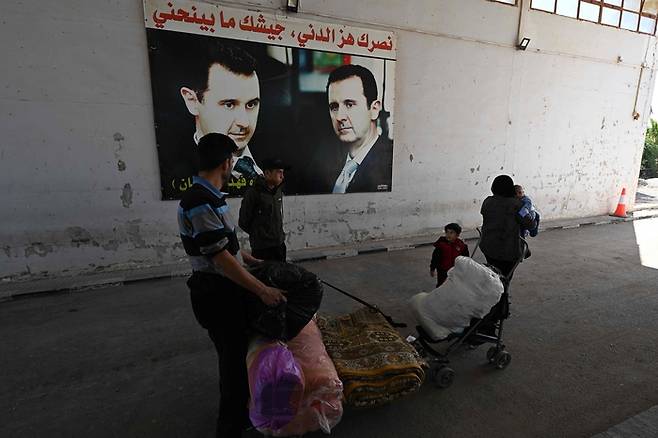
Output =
[
  {"x1": 431, "y1": 366, "x2": 455, "y2": 389},
  {"x1": 486, "y1": 346, "x2": 498, "y2": 363},
  {"x1": 494, "y1": 351, "x2": 512, "y2": 369}
]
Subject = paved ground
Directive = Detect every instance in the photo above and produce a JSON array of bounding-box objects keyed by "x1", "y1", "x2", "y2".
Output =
[
  {"x1": 593, "y1": 405, "x2": 658, "y2": 438},
  {"x1": 636, "y1": 178, "x2": 658, "y2": 209},
  {"x1": 1, "y1": 218, "x2": 658, "y2": 438}
]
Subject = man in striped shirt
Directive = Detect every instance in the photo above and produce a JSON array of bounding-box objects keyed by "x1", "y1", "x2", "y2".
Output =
[{"x1": 178, "y1": 133, "x2": 286, "y2": 437}]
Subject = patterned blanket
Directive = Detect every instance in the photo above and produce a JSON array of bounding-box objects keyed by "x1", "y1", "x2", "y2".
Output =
[{"x1": 317, "y1": 307, "x2": 425, "y2": 408}]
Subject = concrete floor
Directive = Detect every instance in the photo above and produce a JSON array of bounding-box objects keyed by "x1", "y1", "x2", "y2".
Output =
[
  {"x1": 636, "y1": 178, "x2": 658, "y2": 209},
  {"x1": 1, "y1": 218, "x2": 657, "y2": 438}
]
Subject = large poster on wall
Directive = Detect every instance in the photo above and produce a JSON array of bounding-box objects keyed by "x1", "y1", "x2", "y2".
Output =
[{"x1": 143, "y1": 0, "x2": 396, "y2": 199}]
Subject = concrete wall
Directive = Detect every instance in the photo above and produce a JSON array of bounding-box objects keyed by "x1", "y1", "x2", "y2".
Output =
[{"x1": 0, "y1": 0, "x2": 655, "y2": 283}]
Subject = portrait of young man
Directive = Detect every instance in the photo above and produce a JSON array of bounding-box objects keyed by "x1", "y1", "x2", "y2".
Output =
[{"x1": 179, "y1": 42, "x2": 264, "y2": 196}]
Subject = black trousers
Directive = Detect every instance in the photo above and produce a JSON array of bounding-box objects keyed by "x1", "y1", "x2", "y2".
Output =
[
  {"x1": 484, "y1": 255, "x2": 516, "y2": 279},
  {"x1": 435, "y1": 270, "x2": 448, "y2": 288},
  {"x1": 252, "y1": 243, "x2": 287, "y2": 262},
  {"x1": 187, "y1": 272, "x2": 250, "y2": 438}
]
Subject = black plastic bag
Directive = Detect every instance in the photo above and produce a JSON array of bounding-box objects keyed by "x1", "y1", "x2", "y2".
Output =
[{"x1": 247, "y1": 262, "x2": 323, "y2": 341}]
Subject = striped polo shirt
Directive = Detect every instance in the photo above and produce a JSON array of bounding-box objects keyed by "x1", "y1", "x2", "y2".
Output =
[{"x1": 177, "y1": 176, "x2": 241, "y2": 275}]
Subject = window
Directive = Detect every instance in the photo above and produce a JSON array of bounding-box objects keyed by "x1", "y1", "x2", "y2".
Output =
[
  {"x1": 557, "y1": 0, "x2": 579, "y2": 17},
  {"x1": 530, "y1": 0, "x2": 658, "y2": 35},
  {"x1": 579, "y1": 2, "x2": 601, "y2": 21},
  {"x1": 533, "y1": 0, "x2": 556, "y2": 11},
  {"x1": 489, "y1": 0, "x2": 518, "y2": 5}
]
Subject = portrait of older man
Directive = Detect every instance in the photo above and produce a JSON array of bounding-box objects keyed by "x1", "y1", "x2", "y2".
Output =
[{"x1": 326, "y1": 64, "x2": 393, "y2": 194}]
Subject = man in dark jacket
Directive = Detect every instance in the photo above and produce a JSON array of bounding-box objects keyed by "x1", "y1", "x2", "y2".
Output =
[
  {"x1": 430, "y1": 223, "x2": 470, "y2": 287},
  {"x1": 239, "y1": 158, "x2": 289, "y2": 261}
]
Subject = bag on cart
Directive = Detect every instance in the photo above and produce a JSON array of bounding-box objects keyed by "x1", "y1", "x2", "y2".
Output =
[
  {"x1": 410, "y1": 256, "x2": 504, "y2": 341},
  {"x1": 246, "y1": 338, "x2": 305, "y2": 432},
  {"x1": 247, "y1": 262, "x2": 324, "y2": 341},
  {"x1": 264, "y1": 320, "x2": 344, "y2": 436}
]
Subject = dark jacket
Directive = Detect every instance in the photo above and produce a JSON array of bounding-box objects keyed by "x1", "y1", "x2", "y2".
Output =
[
  {"x1": 430, "y1": 237, "x2": 470, "y2": 273},
  {"x1": 302, "y1": 134, "x2": 393, "y2": 194},
  {"x1": 344, "y1": 134, "x2": 393, "y2": 193},
  {"x1": 480, "y1": 195, "x2": 534, "y2": 262},
  {"x1": 238, "y1": 176, "x2": 285, "y2": 250}
]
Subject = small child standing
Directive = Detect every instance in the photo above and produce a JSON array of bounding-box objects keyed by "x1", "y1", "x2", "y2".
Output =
[
  {"x1": 430, "y1": 223, "x2": 470, "y2": 288},
  {"x1": 514, "y1": 185, "x2": 540, "y2": 237}
]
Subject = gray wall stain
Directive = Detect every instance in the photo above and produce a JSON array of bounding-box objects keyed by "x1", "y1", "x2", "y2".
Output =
[
  {"x1": 121, "y1": 184, "x2": 133, "y2": 208},
  {"x1": 113, "y1": 133, "x2": 126, "y2": 172},
  {"x1": 24, "y1": 242, "x2": 54, "y2": 258},
  {"x1": 126, "y1": 220, "x2": 147, "y2": 248},
  {"x1": 67, "y1": 227, "x2": 100, "y2": 247},
  {"x1": 102, "y1": 240, "x2": 121, "y2": 251}
]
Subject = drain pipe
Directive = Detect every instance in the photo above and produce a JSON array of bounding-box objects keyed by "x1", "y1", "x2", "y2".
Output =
[
  {"x1": 632, "y1": 36, "x2": 652, "y2": 120},
  {"x1": 632, "y1": 64, "x2": 646, "y2": 120},
  {"x1": 517, "y1": 0, "x2": 526, "y2": 47}
]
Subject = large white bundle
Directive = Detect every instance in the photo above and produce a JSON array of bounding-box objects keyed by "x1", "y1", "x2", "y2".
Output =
[{"x1": 410, "y1": 256, "x2": 504, "y2": 341}]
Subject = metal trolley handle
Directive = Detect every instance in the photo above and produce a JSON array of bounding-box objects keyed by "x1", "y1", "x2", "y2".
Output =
[{"x1": 321, "y1": 280, "x2": 407, "y2": 328}]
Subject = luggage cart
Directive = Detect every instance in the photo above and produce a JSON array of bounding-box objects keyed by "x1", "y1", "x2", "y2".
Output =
[{"x1": 321, "y1": 230, "x2": 529, "y2": 390}]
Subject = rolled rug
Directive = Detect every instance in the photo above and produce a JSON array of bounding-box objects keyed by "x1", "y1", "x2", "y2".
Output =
[{"x1": 317, "y1": 307, "x2": 425, "y2": 408}]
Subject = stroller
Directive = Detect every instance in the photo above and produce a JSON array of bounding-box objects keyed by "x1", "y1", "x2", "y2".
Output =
[{"x1": 409, "y1": 230, "x2": 529, "y2": 389}]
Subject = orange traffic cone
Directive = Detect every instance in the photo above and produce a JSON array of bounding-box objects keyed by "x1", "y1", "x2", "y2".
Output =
[{"x1": 611, "y1": 188, "x2": 627, "y2": 217}]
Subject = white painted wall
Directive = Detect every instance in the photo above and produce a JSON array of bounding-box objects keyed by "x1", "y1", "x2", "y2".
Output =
[{"x1": 0, "y1": 0, "x2": 655, "y2": 283}]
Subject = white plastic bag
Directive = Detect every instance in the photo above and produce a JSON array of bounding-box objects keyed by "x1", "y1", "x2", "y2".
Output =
[{"x1": 410, "y1": 256, "x2": 504, "y2": 341}]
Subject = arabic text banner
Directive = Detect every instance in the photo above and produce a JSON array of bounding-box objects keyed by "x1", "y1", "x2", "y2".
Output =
[{"x1": 144, "y1": 0, "x2": 396, "y2": 59}]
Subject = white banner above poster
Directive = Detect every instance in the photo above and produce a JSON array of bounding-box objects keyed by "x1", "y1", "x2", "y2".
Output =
[{"x1": 143, "y1": 0, "x2": 396, "y2": 60}]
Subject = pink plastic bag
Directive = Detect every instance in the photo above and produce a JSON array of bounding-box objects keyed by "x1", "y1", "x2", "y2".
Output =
[
  {"x1": 246, "y1": 338, "x2": 305, "y2": 432},
  {"x1": 272, "y1": 320, "x2": 344, "y2": 436}
]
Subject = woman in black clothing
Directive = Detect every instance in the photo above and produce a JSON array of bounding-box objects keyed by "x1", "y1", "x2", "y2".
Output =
[{"x1": 479, "y1": 175, "x2": 534, "y2": 278}]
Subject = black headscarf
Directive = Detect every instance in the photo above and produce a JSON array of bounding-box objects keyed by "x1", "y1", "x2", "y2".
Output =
[{"x1": 491, "y1": 175, "x2": 515, "y2": 198}]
